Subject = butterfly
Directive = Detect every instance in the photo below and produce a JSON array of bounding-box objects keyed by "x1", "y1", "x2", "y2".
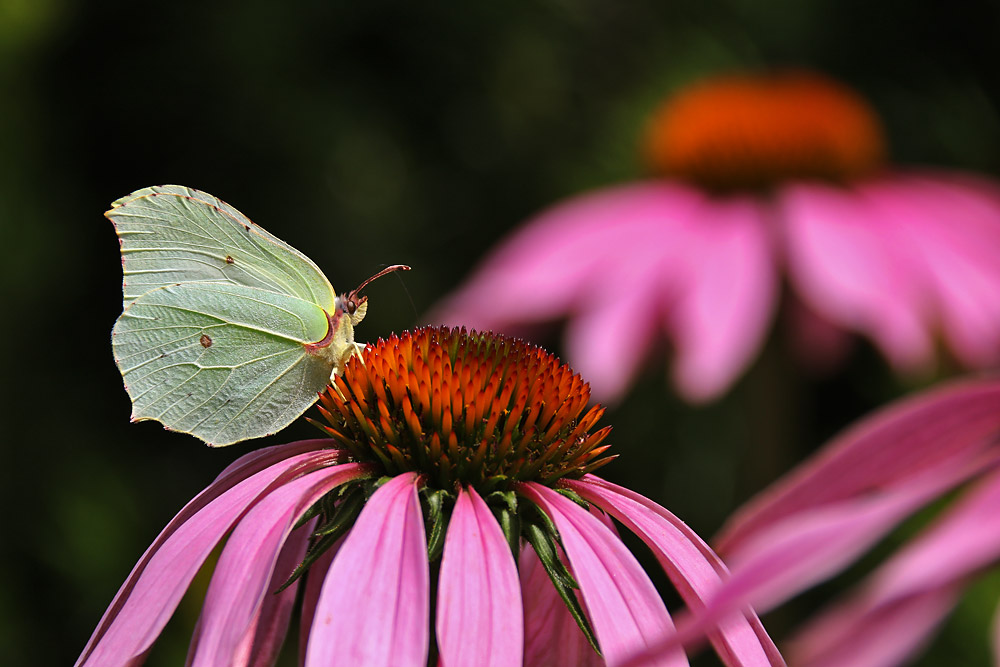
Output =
[{"x1": 109, "y1": 185, "x2": 407, "y2": 446}]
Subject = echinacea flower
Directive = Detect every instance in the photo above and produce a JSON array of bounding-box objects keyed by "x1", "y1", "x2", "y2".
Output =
[
  {"x1": 625, "y1": 376, "x2": 1000, "y2": 667},
  {"x1": 429, "y1": 70, "x2": 1000, "y2": 403},
  {"x1": 77, "y1": 326, "x2": 783, "y2": 666}
]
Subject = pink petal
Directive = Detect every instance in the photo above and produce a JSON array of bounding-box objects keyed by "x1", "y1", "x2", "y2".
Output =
[
  {"x1": 187, "y1": 463, "x2": 369, "y2": 666},
  {"x1": 779, "y1": 182, "x2": 932, "y2": 369},
  {"x1": 305, "y1": 472, "x2": 429, "y2": 667},
  {"x1": 76, "y1": 441, "x2": 340, "y2": 667},
  {"x1": 666, "y1": 196, "x2": 777, "y2": 402},
  {"x1": 239, "y1": 518, "x2": 314, "y2": 667},
  {"x1": 716, "y1": 378, "x2": 1000, "y2": 554},
  {"x1": 565, "y1": 476, "x2": 783, "y2": 667},
  {"x1": 789, "y1": 586, "x2": 959, "y2": 667},
  {"x1": 562, "y1": 239, "x2": 678, "y2": 404},
  {"x1": 520, "y1": 543, "x2": 602, "y2": 667},
  {"x1": 518, "y1": 482, "x2": 686, "y2": 666},
  {"x1": 655, "y1": 451, "x2": 1000, "y2": 658},
  {"x1": 857, "y1": 173, "x2": 1000, "y2": 368},
  {"x1": 427, "y1": 182, "x2": 705, "y2": 332},
  {"x1": 298, "y1": 543, "x2": 339, "y2": 665},
  {"x1": 864, "y1": 469, "x2": 1000, "y2": 599},
  {"x1": 437, "y1": 486, "x2": 523, "y2": 666},
  {"x1": 787, "y1": 470, "x2": 1000, "y2": 665}
]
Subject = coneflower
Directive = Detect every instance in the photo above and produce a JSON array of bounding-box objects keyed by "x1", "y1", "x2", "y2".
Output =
[
  {"x1": 77, "y1": 326, "x2": 782, "y2": 666},
  {"x1": 430, "y1": 70, "x2": 1000, "y2": 403}
]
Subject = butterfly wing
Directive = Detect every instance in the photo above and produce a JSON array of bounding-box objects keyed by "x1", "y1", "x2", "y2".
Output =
[
  {"x1": 107, "y1": 185, "x2": 337, "y2": 310},
  {"x1": 112, "y1": 282, "x2": 354, "y2": 446}
]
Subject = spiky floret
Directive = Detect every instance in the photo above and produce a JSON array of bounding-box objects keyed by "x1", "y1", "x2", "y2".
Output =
[{"x1": 314, "y1": 326, "x2": 615, "y2": 493}]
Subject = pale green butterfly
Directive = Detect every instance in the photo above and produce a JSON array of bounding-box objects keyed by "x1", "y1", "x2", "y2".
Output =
[{"x1": 109, "y1": 185, "x2": 407, "y2": 446}]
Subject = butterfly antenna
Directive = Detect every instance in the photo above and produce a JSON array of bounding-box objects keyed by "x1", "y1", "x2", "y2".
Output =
[
  {"x1": 343, "y1": 265, "x2": 411, "y2": 314},
  {"x1": 354, "y1": 264, "x2": 410, "y2": 294}
]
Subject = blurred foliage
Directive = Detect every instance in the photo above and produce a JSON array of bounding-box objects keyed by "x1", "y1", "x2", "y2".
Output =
[{"x1": 2, "y1": 0, "x2": 999, "y2": 664}]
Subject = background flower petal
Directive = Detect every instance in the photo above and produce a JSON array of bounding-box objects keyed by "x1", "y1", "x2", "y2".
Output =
[
  {"x1": 779, "y1": 182, "x2": 932, "y2": 369},
  {"x1": 660, "y1": 451, "x2": 1000, "y2": 656},
  {"x1": 857, "y1": 172, "x2": 1000, "y2": 368},
  {"x1": 789, "y1": 585, "x2": 959, "y2": 667},
  {"x1": 666, "y1": 196, "x2": 776, "y2": 402},
  {"x1": 716, "y1": 378, "x2": 1000, "y2": 554},
  {"x1": 76, "y1": 443, "x2": 339, "y2": 667},
  {"x1": 306, "y1": 472, "x2": 429, "y2": 667},
  {"x1": 565, "y1": 476, "x2": 783, "y2": 667},
  {"x1": 187, "y1": 463, "x2": 369, "y2": 667},
  {"x1": 519, "y1": 482, "x2": 686, "y2": 666},
  {"x1": 427, "y1": 182, "x2": 705, "y2": 333},
  {"x1": 787, "y1": 469, "x2": 1000, "y2": 666},
  {"x1": 437, "y1": 486, "x2": 523, "y2": 666}
]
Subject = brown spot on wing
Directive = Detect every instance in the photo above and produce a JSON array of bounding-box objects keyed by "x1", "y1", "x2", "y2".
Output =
[
  {"x1": 225, "y1": 255, "x2": 235, "y2": 264},
  {"x1": 200, "y1": 334, "x2": 213, "y2": 348}
]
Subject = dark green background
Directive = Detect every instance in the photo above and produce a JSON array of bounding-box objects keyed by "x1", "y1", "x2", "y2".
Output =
[{"x1": 3, "y1": 1, "x2": 999, "y2": 664}]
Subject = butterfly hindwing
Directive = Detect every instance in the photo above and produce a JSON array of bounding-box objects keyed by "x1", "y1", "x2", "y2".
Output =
[{"x1": 112, "y1": 280, "x2": 344, "y2": 446}]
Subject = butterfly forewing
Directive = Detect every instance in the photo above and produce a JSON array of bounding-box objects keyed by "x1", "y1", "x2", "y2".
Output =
[
  {"x1": 112, "y1": 282, "x2": 340, "y2": 446},
  {"x1": 108, "y1": 185, "x2": 337, "y2": 311}
]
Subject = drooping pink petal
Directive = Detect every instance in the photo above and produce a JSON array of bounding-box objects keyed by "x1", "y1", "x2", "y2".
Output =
[
  {"x1": 298, "y1": 542, "x2": 339, "y2": 666},
  {"x1": 642, "y1": 451, "x2": 1000, "y2": 663},
  {"x1": 716, "y1": 377, "x2": 1000, "y2": 554},
  {"x1": 561, "y1": 235, "x2": 678, "y2": 404},
  {"x1": 518, "y1": 482, "x2": 686, "y2": 666},
  {"x1": 856, "y1": 173, "x2": 1000, "y2": 368},
  {"x1": 862, "y1": 469, "x2": 1000, "y2": 599},
  {"x1": 779, "y1": 182, "x2": 933, "y2": 370},
  {"x1": 666, "y1": 196, "x2": 777, "y2": 402},
  {"x1": 565, "y1": 476, "x2": 783, "y2": 667},
  {"x1": 237, "y1": 518, "x2": 314, "y2": 667},
  {"x1": 437, "y1": 486, "x2": 523, "y2": 666},
  {"x1": 76, "y1": 442, "x2": 340, "y2": 667},
  {"x1": 430, "y1": 182, "x2": 777, "y2": 403},
  {"x1": 187, "y1": 463, "x2": 370, "y2": 667},
  {"x1": 789, "y1": 585, "x2": 959, "y2": 667},
  {"x1": 427, "y1": 182, "x2": 705, "y2": 333},
  {"x1": 787, "y1": 469, "x2": 1000, "y2": 666},
  {"x1": 520, "y1": 542, "x2": 602, "y2": 667},
  {"x1": 306, "y1": 472, "x2": 429, "y2": 667},
  {"x1": 725, "y1": 453, "x2": 998, "y2": 613}
]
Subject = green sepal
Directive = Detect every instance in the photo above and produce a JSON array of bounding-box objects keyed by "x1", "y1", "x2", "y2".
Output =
[
  {"x1": 496, "y1": 505, "x2": 521, "y2": 558},
  {"x1": 555, "y1": 487, "x2": 590, "y2": 510},
  {"x1": 293, "y1": 493, "x2": 329, "y2": 530},
  {"x1": 277, "y1": 487, "x2": 366, "y2": 593},
  {"x1": 522, "y1": 522, "x2": 599, "y2": 654},
  {"x1": 371, "y1": 475, "x2": 394, "y2": 491},
  {"x1": 313, "y1": 486, "x2": 365, "y2": 537},
  {"x1": 423, "y1": 488, "x2": 451, "y2": 562},
  {"x1": 276, "y1": 531, "x2": 340, "y2": 594},
  {"x1": 487, "y1": 489, "x2": 518, "y2": 514},
  {"x1": 293, "y1": 481, "x2": 354, "y2": 531},
  {"x1": 529, "y1": 501, "x2": 562, "y2": 550}
]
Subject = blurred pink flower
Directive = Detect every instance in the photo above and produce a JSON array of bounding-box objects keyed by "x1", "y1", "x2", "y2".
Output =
[
  {"x1": 626, "y1": 376, "x2": 1000, "y2": 667},
  {"x1": 77, "y1": 327, "x2": 783, "y2": 667},
  {"x1": 429, "y1": 71, "x2": 1000, "y2": 403}
]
